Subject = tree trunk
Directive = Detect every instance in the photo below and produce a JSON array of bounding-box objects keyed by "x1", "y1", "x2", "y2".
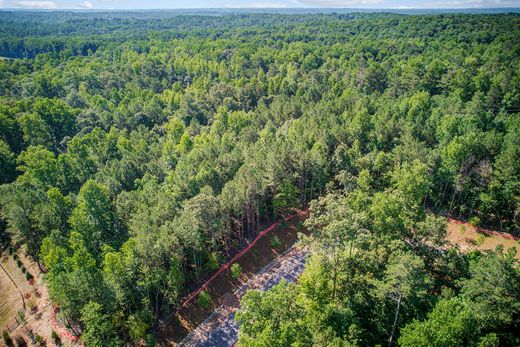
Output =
[
  {"x1": 388, "y1": 291, "x2": 402, "y2": 347},
  {"x1": 332, "y1": 251, "x2": 338, "y2": 301}
]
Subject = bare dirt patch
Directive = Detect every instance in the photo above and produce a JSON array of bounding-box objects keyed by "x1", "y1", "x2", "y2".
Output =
[
  {"x1": 0, "y1": 257, "x2": 24, "y2": 331},
  {"x1": 0, "y1": 247, "x2": 75, "y2": 347},
  {"x1": 446, "y1": 219, "x2": 520, "y2": 259}
]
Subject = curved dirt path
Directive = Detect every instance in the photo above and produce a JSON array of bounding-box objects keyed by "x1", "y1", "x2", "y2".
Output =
[{"x1": 178, "y1": 246, "x2": 308, "y2": 347}]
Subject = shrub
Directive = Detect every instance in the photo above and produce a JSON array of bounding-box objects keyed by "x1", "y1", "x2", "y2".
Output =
[
  {"x1": 231, "y1": 263, "x2": 242, "y2": 280},
  {"x1": 8, "y1": 247, "x2": 14, "y2": 255},
  {"x1": 16, "y1": 259, "x2": 22, "y2": 268},
  {"x1": 198, "y1": 291, "x2": 212, "y2": 310},
  {"x1": 469, "y1": 216, "x2": 481, "y2": 227},
  {"x1": 17, "y1": 310, "x2": 26, "y2": 324},
  {"x1": 35, "y1": 334, "x2": 43, "y2": 345},
  {"x1": 28, "y1": 299, "x2": 37, "y2": 312},
  {"x1": 21, "y1": 266, "x2": 26, "y2": 273},
  {"x1": 146, "y1": 334, "x2": 156, "y2": 347},
  {"x1": 205, "y1": 252, "x2": 220, "y2": 273},
  {"x1": 25, "y1": 272, "x2": 33, "y2": 281},
  {"x1": 475, "y1": 233, "x2": 486, "y2": 246},
  {"x1": 2, "y1": 330, "x2": 11, "y2": 345},
  {"x1": 271, "y1": 235, "x2": 282, "y2": 250},
  {"x1": 13, "y1": 253, "x2": 18, "y2": 260},
  {"x1": 51, "y1": 330, "x2": 61, "y2": 344}
]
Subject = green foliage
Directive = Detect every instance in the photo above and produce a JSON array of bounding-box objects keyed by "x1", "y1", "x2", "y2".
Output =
[
  {"x1": 399, "y1": 297, "x2": 477, "y2": 347},
  {"x1": 237, "y1": 282, "x2": 310, "y2": 346},
  {"x1": 198, "y1": 291, "x2": 213, "y2": 310},
  {"x1": 273, "y1": 180, "x2": 299, "y2": 215},
  {"x1": 205, "y1": 252, "x2": 220, "y2": 273},
  {"x1": 475, "y1": 233, "x2": 486, "y2": 246},
  {"x1": 0, "y1": 139, "x2": 16, "y2": 184},
  {"x1": 470, "y1": 216, "x2": 481, "y2": 227},
  {"x1": 17, "y1": 310, "x2": 25, "y2": 324},
  {"x1": 0, "y1": 11, "x2": 518, "y2": 346},
  {"x1": 270, "y1": 235, "x2": 282, "y2": 250},
  {"x1": 231, "y1": 263, "x2": 242, "y2": 280},
  {"x1": 2, "y1": 330, "x2": 11, "y2": 345},
  {"x1": 80, "y1": 301, "x2": 121, "y2": 347},
  {"x1": 69, "y1": 179, "x2": 121, "y2": 256}
]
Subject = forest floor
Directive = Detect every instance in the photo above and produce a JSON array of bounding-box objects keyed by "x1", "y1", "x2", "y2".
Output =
[
  {"x1": 446, "y1": 219, "x2": 520, "y2": 258},
  {"x1": 0, "y1": 255, "x2": 25, "y2": 332},
  {"x1": 0, "y1": 247, "x2": 74, "y2": 347},
  {"x1": 157, "y1": 211, "x2": 308, "y2": 345}
]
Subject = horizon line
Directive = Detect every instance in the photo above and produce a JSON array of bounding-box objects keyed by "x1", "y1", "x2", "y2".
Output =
[{"x1": 2, "y1": 7, "x2": 520, "y2": 10}]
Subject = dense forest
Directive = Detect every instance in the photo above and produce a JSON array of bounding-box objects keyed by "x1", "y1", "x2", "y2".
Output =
[{"x1": 0, "y1": 10, "x2": 519, "y2": 346}]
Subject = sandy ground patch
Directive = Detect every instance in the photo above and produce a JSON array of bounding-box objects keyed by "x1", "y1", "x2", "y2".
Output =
[
  {"x1": 0, "y1": 256, "x2": 24, "y2": 331},
  {"x1": 446, "y1": 219, "x2": 520, "y2": 259},
  {"x1": 0, "y1": 247, "x2": 77, "y2": 347}
]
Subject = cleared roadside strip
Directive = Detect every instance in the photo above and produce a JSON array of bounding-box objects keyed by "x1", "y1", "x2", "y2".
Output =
[{"x1": 179, "y1": 246, "x2": 309, "y2": 347}]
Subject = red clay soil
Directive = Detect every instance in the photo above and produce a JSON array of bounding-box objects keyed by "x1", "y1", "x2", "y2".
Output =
[
  {"x1": 446, "y1": 218, "x2": 520, "y2": 259},
  {"x1": 157, "y1": 211, "x2": 308, "y2": 345}
]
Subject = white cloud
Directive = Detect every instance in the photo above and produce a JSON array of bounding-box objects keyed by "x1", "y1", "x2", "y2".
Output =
[
  {"x1": 224, "y1": 2, "x2": 288, "y2": 7},
  {"x1": 423, "y1": 0, "x2": 518, "y2": 7},
  {"x1": 295, "y1": 0, "x2": 519, "y2": 7},
  {"x1": 295, "y1": 0, "x2": 383, "y2": 6},
  {"x1": 78, "y1": 0, "x2": 93, "y2": 8},
  {"x1": 12, "y1": 0, "x2": 57, "y2": 8}
]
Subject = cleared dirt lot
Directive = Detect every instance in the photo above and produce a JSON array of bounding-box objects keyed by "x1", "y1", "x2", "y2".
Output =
[
  {"x1": 446, "y1": 219, "x2": 520, "y2": 259},
  {"x1": 0, "y1": 248, "x2": 69, "y2": 347},
  {"x1": 0, "y1": 257, "x2": 24, "y2": 330}
]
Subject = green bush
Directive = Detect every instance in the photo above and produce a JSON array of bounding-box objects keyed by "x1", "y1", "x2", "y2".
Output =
[
  {"x1": 51, "y1": 330, "x2": 60, "y2": 344},
  {"x1": 2, "y1": 330, "x2": 11, "y2": 345},
  {"x1": 271, "y1": 235, "x2": 282, "y2": 250},
  {"x1": 21, "y1": 266, "x2": 26, "y2": 273},
  {"x1": 35, "y1": 334, "x2": 44, "y2": 345},
  {"x1": 476, "y1": 233, "x2": 486, "y2": 246},
  {"x1": 198, "y1": 290, "x2": 212, "y2": 310},
  {"x1": 16, "y1": 259, "x2": 22, "y2": 267},
  {"x1": 205, "y1": 252, "x2": 220, "y2": 273},
  {"x1": 231, "y1": 263, "x2": 242, "y2": 280},
  {"x1": 146, "y1": 334, "x2": 156, "y2": 347},
  {"x1": 469, "y1": 216, "x2": 481, "y2": 227},
  {"x1": 17, "y1": 310, "x2": 26, "y2": 324},
  {"x1": 25, "y1": 272, "x2": 33, "y2": 281}
]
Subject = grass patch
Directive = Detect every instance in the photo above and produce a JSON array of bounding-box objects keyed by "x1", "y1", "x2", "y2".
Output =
[{"x1": 475, "y1": 233, "x2": 486, "y2": 246}]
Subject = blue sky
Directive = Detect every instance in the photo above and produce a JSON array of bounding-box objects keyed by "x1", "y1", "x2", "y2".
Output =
[{"x1": 2, "y1": 0, "x2": 519, "y2": 10}]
